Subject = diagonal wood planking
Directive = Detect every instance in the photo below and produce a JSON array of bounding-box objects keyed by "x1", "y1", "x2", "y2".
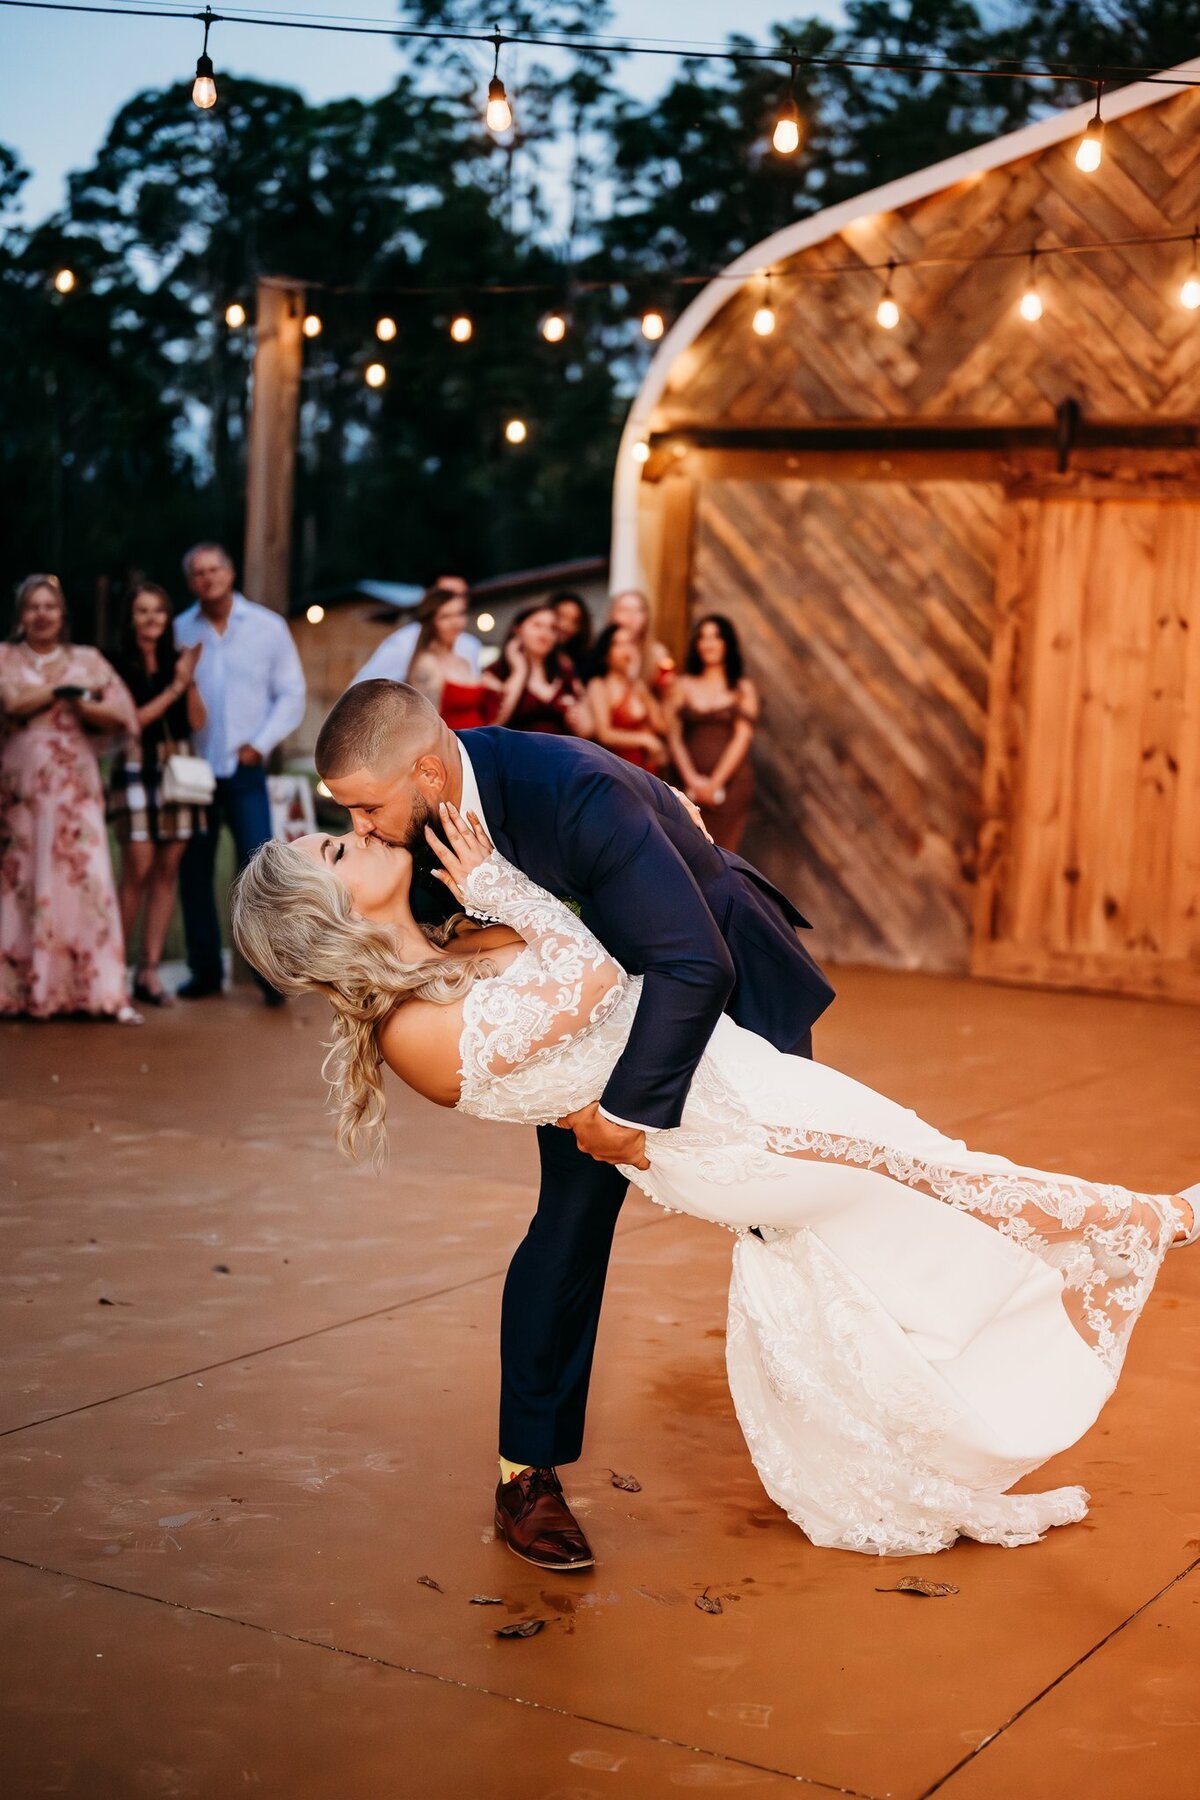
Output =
[{"x1": 649, "y1": 85, "x2": 1200, "y2": 977}]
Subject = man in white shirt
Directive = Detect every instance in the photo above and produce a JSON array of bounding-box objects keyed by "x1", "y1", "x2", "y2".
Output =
[
  {"x1": 174, "y1": 543, "x2": 307, "y2": 1002},
  {"x1": 350, "y1": 574, "x2": 481, "y2": 685}
]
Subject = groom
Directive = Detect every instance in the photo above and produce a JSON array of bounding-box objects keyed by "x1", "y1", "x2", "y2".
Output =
[{"x1": 316, "y1": 680, "x2": 835, "y2": 1570}]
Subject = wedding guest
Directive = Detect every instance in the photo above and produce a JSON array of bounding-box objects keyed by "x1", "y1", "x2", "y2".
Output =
[
  {"x1": 666, "y1": 613, "x2": 759, "y2": 852},
  {"x1": 484, "y1": 605, "x2": 589, "y2": 735},
  {"x1": 351, "y1": 574, "x2": 480, "y2": 688},
  {"x1": 608, "y1": 589, "x2": 675, "y2": 697},
  {"x1": 552, "y1": 590, "x2": 593, "y2": 678},
  {"x1": 586, "y1": 622, "x2": 668, "y2": 771},
  {"x1": 174, "y1": 543, "x2": 306, "y2": 1003},
  {"x1": 402, "y1": 585, "x2": 492, "y2": 730},
  {"x1": 110, "y1": 582, "x2": 208, "y2": 1007},
  {"x1": 0, "y1": 574, "x2": 141, "y2": 1022}
]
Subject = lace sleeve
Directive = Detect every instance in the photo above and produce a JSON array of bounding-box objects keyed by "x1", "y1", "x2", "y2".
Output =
[{"x1": 458, "y1": 852, "x2": 627, "y2": 1078}]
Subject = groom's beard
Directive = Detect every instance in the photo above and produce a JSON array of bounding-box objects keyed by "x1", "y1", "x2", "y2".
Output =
[{"x1": 403, "y1": 790, "x2": 440, "y2": 882}]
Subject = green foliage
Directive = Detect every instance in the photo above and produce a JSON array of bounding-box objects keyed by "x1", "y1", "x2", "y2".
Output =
[{"x1": 1, "y1": 0, "x2": 1188, "y2": 633}]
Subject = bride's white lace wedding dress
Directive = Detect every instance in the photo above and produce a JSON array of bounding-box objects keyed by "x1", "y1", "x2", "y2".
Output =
[{"x1": 454, "y1": 852, "x2": 1184, "y2": 1557}]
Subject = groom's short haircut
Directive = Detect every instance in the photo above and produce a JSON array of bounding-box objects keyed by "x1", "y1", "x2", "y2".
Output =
[{"x1": 316, "y1": 679, "x2": 440, "y2": 779}]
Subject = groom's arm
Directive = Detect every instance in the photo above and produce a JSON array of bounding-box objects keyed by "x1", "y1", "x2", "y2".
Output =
[{"x1": 561, "y1": 772, "x2": 734, "y2": 1134}]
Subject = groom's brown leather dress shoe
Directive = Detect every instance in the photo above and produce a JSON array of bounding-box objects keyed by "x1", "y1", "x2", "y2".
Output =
[{"x1": 494, "y1": 1467, "x2": 595, "y2": 1571}]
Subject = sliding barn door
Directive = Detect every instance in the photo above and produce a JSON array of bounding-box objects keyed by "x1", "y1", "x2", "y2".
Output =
[{"x1": 973, "y1": 496, "x2": 1200, "y2": 1002}]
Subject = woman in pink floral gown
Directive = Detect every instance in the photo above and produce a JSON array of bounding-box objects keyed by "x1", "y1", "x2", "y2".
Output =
[{"x1": 0, "y1": 575, "x2": 140, "y2": 1020}]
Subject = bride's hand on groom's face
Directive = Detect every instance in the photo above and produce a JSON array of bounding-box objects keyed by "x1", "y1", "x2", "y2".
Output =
[{"x1": 426, "y1": 803, "x2": 495, "y2": 904}]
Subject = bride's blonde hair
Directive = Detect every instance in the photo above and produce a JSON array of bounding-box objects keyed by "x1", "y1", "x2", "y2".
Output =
[{"x1": 232, "y1": 838, "x2": 485, "y2": 1166}]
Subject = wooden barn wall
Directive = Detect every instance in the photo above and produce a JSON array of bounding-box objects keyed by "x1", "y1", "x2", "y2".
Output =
[
  {"x1": 693, "y1": 477, "x2": 1001, "y2": 972},
  {"x1": 654, "y1": 86, "x2": 1200, "y2": 432}
]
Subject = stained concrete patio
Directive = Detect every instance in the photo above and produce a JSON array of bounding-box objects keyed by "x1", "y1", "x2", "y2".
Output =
[{"x1": 1, "y1": 967, "x2": 1198, "y2": 1799}]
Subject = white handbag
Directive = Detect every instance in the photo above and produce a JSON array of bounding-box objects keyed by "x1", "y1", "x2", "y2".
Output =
[{"x1": 159, "y1": 730, "x2": 217, "y2": 807}]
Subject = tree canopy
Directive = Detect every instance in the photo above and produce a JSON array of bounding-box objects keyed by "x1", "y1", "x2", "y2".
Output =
[{"x1": 0, "y1": 0, "x2": 1188, "y2": 633}]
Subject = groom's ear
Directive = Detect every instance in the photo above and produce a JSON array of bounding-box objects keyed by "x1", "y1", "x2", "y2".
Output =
[{"x1": 414, "y1": 753, "x2": 448, "y2": 797}]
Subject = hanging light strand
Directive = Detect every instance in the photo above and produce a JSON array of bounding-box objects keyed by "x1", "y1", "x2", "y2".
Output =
[
  {"x1": 485, "y1": 26, "x2": 513, "y2": 134},
  {"x1": 1019, "y1": 248, "x2": 1043, "y2": 320},
  {"x1": 192, "y1": 4, "x2": 217, "y2": 109},
  {"x1": 772, "y1": 55, "x2": 802, "y2": 156},
  {"x1": 1075, "y1": 78, "x2": 1105, "y2": 171}
]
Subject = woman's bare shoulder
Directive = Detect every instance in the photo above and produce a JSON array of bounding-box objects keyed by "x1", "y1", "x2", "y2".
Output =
[{"x1": 377, "y1": 997, "x2": 464, "y2": 1106}]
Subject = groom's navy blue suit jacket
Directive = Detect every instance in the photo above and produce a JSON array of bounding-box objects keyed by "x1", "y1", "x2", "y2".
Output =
[{"x1": 450, "y1": 727, "x2": 835, "y2": 1131}]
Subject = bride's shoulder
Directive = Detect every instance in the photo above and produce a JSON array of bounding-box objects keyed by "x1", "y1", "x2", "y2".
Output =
[{"x1": 377, "y1": 996, "x2": 466, "y2": 1107}]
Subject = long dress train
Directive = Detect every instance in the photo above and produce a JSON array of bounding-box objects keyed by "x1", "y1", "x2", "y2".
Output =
[{"x1": 452, "y1": 853, "x2": 1184, "y2": 1556}]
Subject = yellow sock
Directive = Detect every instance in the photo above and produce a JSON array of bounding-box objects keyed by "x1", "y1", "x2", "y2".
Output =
[{"x1": 499, "y1": 1457, "x2": 533, "y2": 1484}]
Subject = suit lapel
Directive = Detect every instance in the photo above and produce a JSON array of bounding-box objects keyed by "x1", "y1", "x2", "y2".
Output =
[{"x1": 458, "y1": 728, "x2": 515, "y2": 862}]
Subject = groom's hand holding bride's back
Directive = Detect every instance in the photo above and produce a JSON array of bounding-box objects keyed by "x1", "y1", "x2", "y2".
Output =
[{"x1": 556, "y1": 1102, "x2": 650, "y2": 1171}]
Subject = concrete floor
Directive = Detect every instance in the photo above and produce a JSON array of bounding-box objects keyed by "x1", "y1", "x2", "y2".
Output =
[{"x1": 1, "y1": 967, "x2": 1198, "y2": 1799}]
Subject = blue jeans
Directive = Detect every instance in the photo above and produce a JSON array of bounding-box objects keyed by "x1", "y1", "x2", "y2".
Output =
[{"x1": 179, "y1": 764, "x2": 273, "y2": 989}]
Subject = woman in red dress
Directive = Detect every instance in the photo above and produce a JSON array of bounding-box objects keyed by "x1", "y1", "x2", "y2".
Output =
[
  {"x1": 586, "y1": 622, "x2": 668, "y2": 770},
  {"x1": 484, "y1": 605, "x2": 588, "y2": 736},
  {"x1": 404, "y1": 586, "x2": 489, "y2": 729},
  {"x1": 607, "y1": 589, "x2": 675, "y2": 699}
]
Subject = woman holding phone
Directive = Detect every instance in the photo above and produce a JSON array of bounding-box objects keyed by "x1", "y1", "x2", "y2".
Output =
[{"x1": 0, "y1": 574, "x2": 140, "y2": 1020}]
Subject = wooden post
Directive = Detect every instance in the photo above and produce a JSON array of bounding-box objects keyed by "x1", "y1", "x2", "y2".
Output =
[
  {"x1": 654, "y1": 475, "x2": 696, "y2": 662},
  {"x1": 243, "y1": 278, "x2": 303, "y2": 615}
]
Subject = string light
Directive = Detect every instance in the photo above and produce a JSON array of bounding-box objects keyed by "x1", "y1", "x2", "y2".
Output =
[
  {"x1": 772, "y1": 56, "x2": 802, "y2": 156},
  {"x1": 192, "y1": 6, "x2": 217, "y2": 110},
  {"x1": 504, "y1": 418, "x2": 527, "y2": 444},
  {"x1": 476, "y1": 612, "x2": 496, "y2": 631},
  {"x1": 375, "y1": 315, "x2": 397, "y2": 341},
  {"x1": 1075, "y1": 82, "x2": 1104, "y2": 172},
  {"x1": 365, "y1": 362, "x2": 387, "y2": 388},
  {"x1": 450, "y1": 313, "x2": 474, "y2": 342},
  {"x1": 641, "y1": 308, "x2": 665, "y2": 340},
  {"x1": 876, "y1": 261, "x2": 900, "y2": 329},
  {"x1": 486, "y1": 28, "x2": 513, "y2": 134},
  {"x1": 751, "y1": 272, "x2": 775, "y2": 336},
  {"x1": 224, "y1": 301, "x2": 246, "y2": 329},
  {"x1": 302, "y1": 313, "x2": 322, "y2": 338},
  {"x1": 1181, "y1": 229, "x2": 1200, "y2": 309},
  {"x1": 540, "y1": 311, "x2": 567, "y2": 343},
  {"x1": 305, "y1": 604, "x2": 325, "y2": 624},
  {"x1": 631, "y1": 439, "x2": 651, "y2": 463},
  {"x1": 1018, "y1": 249, "x2": 1043, "y2": 321},
  {"x1": 52, "y1": 268, "x2": 76, "y2": 294}
]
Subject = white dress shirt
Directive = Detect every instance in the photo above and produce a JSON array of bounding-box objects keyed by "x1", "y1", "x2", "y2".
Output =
[
  {"x1": 353, "y1": 624, "x2": 481, "y2": 686},
  {"x1": 175, "y1": 594, "x2": 307, "y2": 779},
  {"x1": 458, "y1": 743, "x2": 652, "y2": 1137}
]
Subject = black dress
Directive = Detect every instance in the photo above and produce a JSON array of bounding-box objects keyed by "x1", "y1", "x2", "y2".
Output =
[{"x1": 109, "y1": 651, "x2": 207, "y2": 844}]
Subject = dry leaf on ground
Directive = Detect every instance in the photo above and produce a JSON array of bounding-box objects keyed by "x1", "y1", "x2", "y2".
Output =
[
  {"x1": 416, "y1": 1576, "x2": 444, "y2": 1592},
  {"x1": 875, "y1": 1577, "x2": 959, "y2": 1598},
  {"x1": 495, "y1": 1618, "x2": 546, "y2": 1639},
  {"x1": 695, "y1": 1588, "x2": 724, "y2": 1615},
  {"x1": 470, "y1": 1595, "x2": 504, "y2": 1606},
  {"x1": 610, "y1": 1470, "x2": 642, "y2": 1492}
]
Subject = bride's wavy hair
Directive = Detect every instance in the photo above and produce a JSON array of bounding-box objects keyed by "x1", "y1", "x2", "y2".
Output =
[{"x1": 231, "y1": 838, "x2": 486, "y2": 1167}]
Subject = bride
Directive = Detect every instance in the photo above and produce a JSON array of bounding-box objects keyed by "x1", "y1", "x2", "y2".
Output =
[{"x1": 232, "y1": 803, "x2": 1197, "y2": 1558}]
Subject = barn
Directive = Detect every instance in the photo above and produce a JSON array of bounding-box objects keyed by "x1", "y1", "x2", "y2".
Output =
[{"x1": 612, "y1": 63, "x2": 1200, "y2": 1005}]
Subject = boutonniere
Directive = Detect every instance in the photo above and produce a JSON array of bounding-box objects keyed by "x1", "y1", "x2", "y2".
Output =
[{"x1": 562, "y1": 895, "x2": 581, "y2": 916}]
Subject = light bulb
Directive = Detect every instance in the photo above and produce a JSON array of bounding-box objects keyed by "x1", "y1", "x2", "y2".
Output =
[
  {"x1": 365, "y1": 362, "x2": 387, "y2": 388},
  {"x1": 641, "y1": 309, "x2": 665, "y2": 341},
  {"x1": 53, "y1": 268, "x2": 76, "y2": 295},
  {"x1": 1181, "y1": 276, "x2": 1200, "y2": 310},
  {"x1": 375, "y1": 316, "x2": 397, "y2": 342},
  {"x1": 449, "y1": 314, "x2": 474, "y2": 343},
  {"x1": 772, "y1": 103, "x2": 801, "y2": 156},
  {"x1": 302, "y1": 313, "x2": 322, "y2": 338},
  {"x1": 305, "y1": 604, "x2": 325, "y2": 624},
  {"x1": 192, "y1": 53, "x2": 217, "y2": 110},
  {"x1": 504, "y1": 418, "x2": 527, "y2": 444},
  {"x1": 476, "y1": 612, "x2": 495, "y2": 632},
  {"x1": 631, "y1": 440, "x2": 651, "y2": 464},
  {"x1": 486, "y1": 77, "x2": 513, "y2": 133},
  {"x1": 224, "y1": 301, "x2": 246, "y2": 329},
  {"x1": 541, "y1": 312, "x2": 567, "y2": 343},
  {"x1": 1075, "y1": 122, "x2": 1103, "y2": 172},
  {"x1": 876, "y1": 295, "x2": 900, "y2": 330},
  {"x1": 1019, "y1": 287, "x2": 1043, "y2": 322},
  {"x1": 752, "y1": 305, "x2": 776, "y2": 337}
]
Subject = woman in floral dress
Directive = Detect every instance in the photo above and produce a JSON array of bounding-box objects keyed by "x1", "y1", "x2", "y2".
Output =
[{"x1": 0, "y1": 574, "x2": 140, "y2": 1020}]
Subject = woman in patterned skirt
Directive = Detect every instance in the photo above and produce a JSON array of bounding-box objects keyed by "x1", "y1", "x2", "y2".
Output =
[{"x1": 110, "y1": 582, "x2": 207, "y2": 1006}]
